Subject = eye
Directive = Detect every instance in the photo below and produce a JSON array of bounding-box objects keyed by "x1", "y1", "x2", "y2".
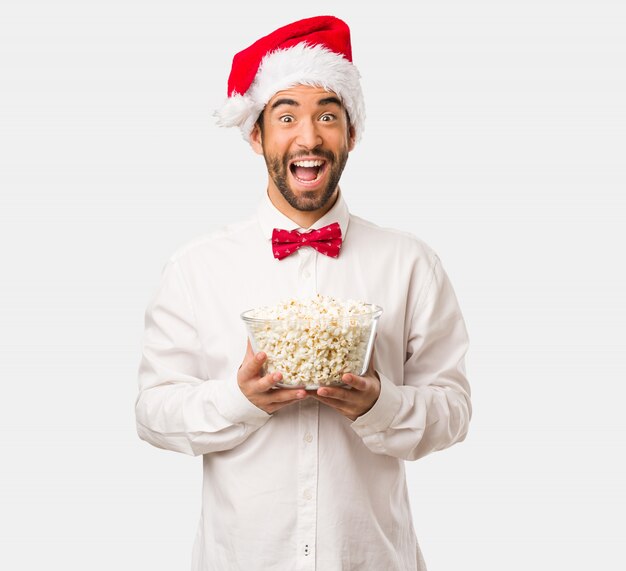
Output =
[
  {"x1": 320, "y1": 113, "x2": 336, "y2": 122},
  {"x1": 279, "y1": 115, "x2": 294, "y2": 123}
]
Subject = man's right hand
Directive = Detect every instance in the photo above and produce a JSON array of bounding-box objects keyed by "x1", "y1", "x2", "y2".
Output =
[{"x1": 237, "y1": 339, "x2": 308, "y2": 414}]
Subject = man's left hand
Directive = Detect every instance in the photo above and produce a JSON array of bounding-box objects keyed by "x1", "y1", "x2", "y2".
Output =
[{"x1": 311, "y1": 364, "x2": 380, "y2": 421}]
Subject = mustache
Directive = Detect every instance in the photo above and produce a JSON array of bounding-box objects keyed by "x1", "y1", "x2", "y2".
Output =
[{"x1": 286, "y1": 149, "x2": 335, "y2": 163}]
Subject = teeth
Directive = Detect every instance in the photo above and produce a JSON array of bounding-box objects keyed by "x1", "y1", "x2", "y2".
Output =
[{"x1": 292, "y1": 160, "x2": 324, "y2": 167}]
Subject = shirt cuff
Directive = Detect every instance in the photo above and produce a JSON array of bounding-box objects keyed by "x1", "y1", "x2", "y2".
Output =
[
  {"x1": 351, "y1": 371, "x2": 402, "y2": 437},
  {"x1": 213, "y1": 377, "x2": 271, "y2": 426}
]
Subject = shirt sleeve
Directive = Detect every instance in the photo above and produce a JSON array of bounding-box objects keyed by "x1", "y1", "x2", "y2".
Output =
[
  {"x1": 351, "y1": 256, "x2": 472, "y2": 461},
  {"x1": 135, "y1": 260, "x2": 270, "y2": 457}
]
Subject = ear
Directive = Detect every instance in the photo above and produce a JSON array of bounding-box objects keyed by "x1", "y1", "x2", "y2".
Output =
[
  {"x1": 347, "y1": 124, "x2": 356, "y2": 152},
  {"x1": 250, "y1": 122, "x2": 264, "y2": 155}
]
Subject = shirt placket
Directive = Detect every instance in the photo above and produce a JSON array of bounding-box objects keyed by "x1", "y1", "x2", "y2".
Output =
[
  {"x1": 296, "y1": 398, "x2": 319, "y2": 570},
  {"x1": 296, "y1": 246, "x2": 317, "y2": 298},
  {"x1": 295, "y1": 245, "x2": 318, "y2": 570}
]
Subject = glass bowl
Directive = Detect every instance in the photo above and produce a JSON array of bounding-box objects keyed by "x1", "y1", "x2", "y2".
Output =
[{"x1": 241, "y1": 303, "x2": 383, "y2": 389}]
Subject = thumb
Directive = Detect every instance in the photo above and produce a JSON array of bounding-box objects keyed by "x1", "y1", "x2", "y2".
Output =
[
  {"x1": 245, "y1": 338, "x2": 255, "y2": 360},
  {"x1": 238, "y1": 338, "x2": 266, "y2": 382}
]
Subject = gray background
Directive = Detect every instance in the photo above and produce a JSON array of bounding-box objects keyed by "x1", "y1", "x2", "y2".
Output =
[{"x1": 1, "y1": 0, "x2": 625, "y2": 569}]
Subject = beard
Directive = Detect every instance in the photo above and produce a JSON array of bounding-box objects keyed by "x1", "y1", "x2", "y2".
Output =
[{"x1": 263, "y1": 146, "x2": 349, "y2": 212}]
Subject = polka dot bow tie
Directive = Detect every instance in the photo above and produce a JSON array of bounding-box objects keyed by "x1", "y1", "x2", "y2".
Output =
[{"x1": 272, "y1": 222, "x2": 343, "y2": 260}]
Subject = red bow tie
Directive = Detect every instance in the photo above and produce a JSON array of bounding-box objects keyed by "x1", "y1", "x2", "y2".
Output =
[{"x1": 272, "y1": 222, "x2": 342, "y2": 260}]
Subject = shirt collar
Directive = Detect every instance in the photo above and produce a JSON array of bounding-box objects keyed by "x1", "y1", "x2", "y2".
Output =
[{"x1": 256, "y1": 190, "x2": 350, "y2": 241}]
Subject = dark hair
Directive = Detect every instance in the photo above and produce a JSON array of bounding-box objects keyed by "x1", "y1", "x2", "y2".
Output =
[{"x1": 256, "y1": 111, "x2": 265, "y2": 136}]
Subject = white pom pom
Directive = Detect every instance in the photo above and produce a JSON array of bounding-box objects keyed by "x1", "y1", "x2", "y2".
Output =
[
  {"x1": 214, "y1": 93, "x2": 265, "y2": 141},
  {"x1": 213, "y1": 93, "x2": 252, "y2": 127}
]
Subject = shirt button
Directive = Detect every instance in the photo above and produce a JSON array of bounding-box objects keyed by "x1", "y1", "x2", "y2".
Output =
[
  {"x1": 303, "y1": 270, "x2": 311, "y2": 279},
  {"x1": 303, "y1": 490, "x2": 312, "y2": 500},
  {"x1": 304, "y1": 433, "x2": 313, "y2": 443}
]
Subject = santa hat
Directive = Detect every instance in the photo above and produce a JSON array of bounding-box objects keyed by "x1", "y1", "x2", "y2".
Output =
[{"x1": 214, "y1": 15, "x2": 365, "y2": 143}]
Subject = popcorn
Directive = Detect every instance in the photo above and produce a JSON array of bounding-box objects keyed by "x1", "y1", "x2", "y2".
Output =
[{"x1": 242, "y1": 295, "x2": 381, "y2": 388}]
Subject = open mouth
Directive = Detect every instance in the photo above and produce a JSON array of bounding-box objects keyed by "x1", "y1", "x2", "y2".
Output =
[{"x1": 289, "y1": 159, "x2": 328, "y2": 184}]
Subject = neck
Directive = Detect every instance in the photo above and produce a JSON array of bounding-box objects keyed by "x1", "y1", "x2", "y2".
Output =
[{"x1": 267, "y1": 185, "x2": 339, "y2": 229}]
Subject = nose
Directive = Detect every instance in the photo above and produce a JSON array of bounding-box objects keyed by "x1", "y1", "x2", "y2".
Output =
[{"x1": 295, "y1": 118, "x2": 323, "y2": 149}]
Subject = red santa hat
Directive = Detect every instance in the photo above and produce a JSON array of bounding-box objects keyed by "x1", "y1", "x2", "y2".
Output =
[{"x1": 215, "y1": 15, "x2": 365, "y2": 143}]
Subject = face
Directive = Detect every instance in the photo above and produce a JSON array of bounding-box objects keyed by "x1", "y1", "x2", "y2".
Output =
[{"x1": 250, "y1": 85, "x2": 356, "y2": 218}]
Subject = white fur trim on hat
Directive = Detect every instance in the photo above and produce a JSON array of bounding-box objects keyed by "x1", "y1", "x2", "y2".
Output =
[{"x1": 215, "y1": 43, "x2": 365, "y2": 143}]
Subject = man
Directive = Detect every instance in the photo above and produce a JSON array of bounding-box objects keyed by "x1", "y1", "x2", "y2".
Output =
[{"x1": 136, "y1": 15, "x2": 471, "y2": 571}]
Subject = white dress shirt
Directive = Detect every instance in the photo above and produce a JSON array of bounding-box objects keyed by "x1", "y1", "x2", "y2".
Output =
[{"x1": 136, "y1": 192, "x2": 471, "y2": 571}]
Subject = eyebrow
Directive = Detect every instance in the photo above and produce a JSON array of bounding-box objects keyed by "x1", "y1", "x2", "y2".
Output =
[
  {"x1": 269, "y1": 96, "x2": 343, "y2": 110},
  {"x1": 318, "y1": 96, "x2": 342, "y2": 107},
  {"x1": 270, "y1": 98, "x2": 299, "y2": 110}
]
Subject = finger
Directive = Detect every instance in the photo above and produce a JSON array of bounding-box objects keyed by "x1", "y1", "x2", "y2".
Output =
[
  {"x1": 310, "y1": 393, "x2": 354, "y2": 417},
  {"x1": 269, "y1": 387, "x2": 308, "y2": 404},
  {"x1": 239, "y1": 339, "x2": 255, "y2": 371},
  {"x1": 316, "y1": 386, "x2": 354, "y2": 400},
  {"x1": 239, "y1": 345, "x2": 267, "y2": 382},
  {"x1": 262, "y1": 388, "x2": 308, "y2": 413},
  {"x1": 253, "y1": 370, "x2": 282, "y2": 393},
  {"x1": 245, "y1": 338, "x2": 255, "y2": 360},
  {"x1": 341, "y1": 373, "x2": 367, "y2": 391}
]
